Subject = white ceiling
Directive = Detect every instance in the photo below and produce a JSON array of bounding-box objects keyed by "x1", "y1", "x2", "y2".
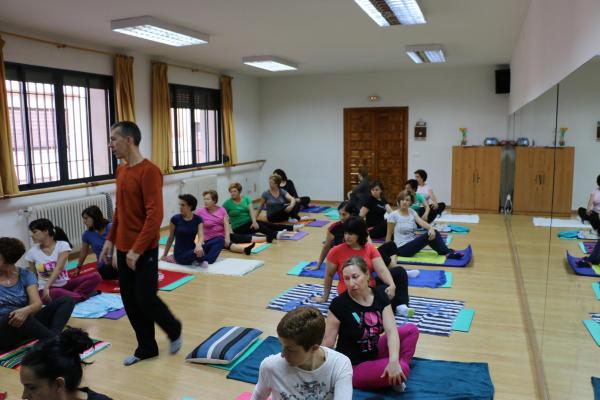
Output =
[{"x1": 0, "y1": 0, "x2": 530, "y2": 76}]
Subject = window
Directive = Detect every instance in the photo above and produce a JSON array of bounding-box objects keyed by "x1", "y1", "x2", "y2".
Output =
[
  {"x1": 5, "y1": 63, "x2": 116, "y2": 190},
  {"x1": 169, "y1": 84, "x2": 221, "y2": 169}
]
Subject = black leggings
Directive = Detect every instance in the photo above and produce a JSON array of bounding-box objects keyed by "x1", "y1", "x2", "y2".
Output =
[
  {"x1": 267, "y1": 203, "x2": 301, "y2": 222},
  {"x1": 298, "y1": 196, "x2": 311, "y2": 208},
  {"x1": 233, "y1": 220, "x2": 292, "y2": 240},
  {"x1": 368, "y1": 220, "x2": 388, "y2": 239},
  {"x1": 418, "y1": 202, "x2": 446, "y2": 223},
  {"x1": 0, "y1": 296, "x2": 74, "y2": 351},
  {"x1": 578, "y1": 207, "x2": 600, "y2": 232},
  {"x1": 375, "y1": 266, "x2": 410, "y2": 311}
]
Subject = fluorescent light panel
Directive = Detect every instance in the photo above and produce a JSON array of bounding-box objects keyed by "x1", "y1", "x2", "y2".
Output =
[
  {"x1": 243, "y1": 56, "x2": 298, "y2": 72},
  {"x1": 354, "y1": 0, "x2": 426, "y2": 26},
  {"x1": 111, "y1": 16, "x2": 209, "y2": 47},
  {"x1": 406, "y1": 45, "x2": 446, "y2": 63}
]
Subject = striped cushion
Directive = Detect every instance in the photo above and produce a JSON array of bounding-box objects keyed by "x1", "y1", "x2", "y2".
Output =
[{"x1": 186, "y1": 326, "x2": 262, "y2": 364}]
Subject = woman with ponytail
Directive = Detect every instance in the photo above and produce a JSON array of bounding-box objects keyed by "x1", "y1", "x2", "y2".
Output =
[
  {"x1": 25, "y1": 219, "x2": 101, "y2": 304},
  {"x1": 20, "y1": 327, "x2": 112, "y2": 400}
]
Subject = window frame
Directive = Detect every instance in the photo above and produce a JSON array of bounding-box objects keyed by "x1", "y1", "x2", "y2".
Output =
[
  {"x1": 169, "y1": 83, "x2": 223, "y2": 170},
  {"x1": 5, "y1": 62, "x2": 117, "y2": 191}
]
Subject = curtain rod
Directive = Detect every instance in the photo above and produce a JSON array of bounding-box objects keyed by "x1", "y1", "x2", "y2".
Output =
[
  {"x1": 0, "y1": 30, "x2": 116, "y2": 57},
  {"x1": 153, "y1": 60, "x2": 221, "y2": 77}
]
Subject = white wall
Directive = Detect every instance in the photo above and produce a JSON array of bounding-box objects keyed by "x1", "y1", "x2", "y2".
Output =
[
  {"x1": 258, "y1": 66, "x2": 509, "y2": 203},
  {"x1": 510, "y1": 0, "x2": 600, "y2": 113},
  {"x1": 0, "y1": 31, "x2": 262, "y2": 252}
]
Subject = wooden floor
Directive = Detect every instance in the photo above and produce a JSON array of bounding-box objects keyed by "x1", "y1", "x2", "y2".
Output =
[{"x1": 1, "y1": 212, "x2": 596, "y2": 399}]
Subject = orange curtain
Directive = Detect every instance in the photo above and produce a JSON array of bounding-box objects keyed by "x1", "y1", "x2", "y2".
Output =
[
  {"x1": 151, "y1": 62, "x2": 173, "y2": 173},
  {"x1": 220, "y1": 75, "x2": 238, "y2": 165},
  {"x1": 114, "y1": 55, "x2": 136, "y2": 122},
  {"x1": 0, "y1": 35, "x2": 20, "y2": 196}
]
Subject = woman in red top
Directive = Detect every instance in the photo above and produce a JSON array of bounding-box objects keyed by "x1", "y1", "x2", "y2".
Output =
[{"x1": 315, "y1": 217, "x2": 413, "y2": 317}]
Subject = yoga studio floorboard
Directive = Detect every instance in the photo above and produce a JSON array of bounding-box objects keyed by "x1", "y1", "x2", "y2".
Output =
[{"x1": 5, "y1": 212, "x2": 593, "y2": 399}]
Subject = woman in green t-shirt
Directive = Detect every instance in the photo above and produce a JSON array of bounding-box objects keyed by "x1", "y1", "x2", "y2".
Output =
[
  {"x1": 405, "y1": 179, "x2": 429, "y2": 222},
  {"x1": 223, "y1": 183, "x2": 294, "y2": 242}
]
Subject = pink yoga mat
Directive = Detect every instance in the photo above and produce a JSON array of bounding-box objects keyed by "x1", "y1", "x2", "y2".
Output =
[{"x1": 236, "y1": 392, "x2": 270, "y2": 400}]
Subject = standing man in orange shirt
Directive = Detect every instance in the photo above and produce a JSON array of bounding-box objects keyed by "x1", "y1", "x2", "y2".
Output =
[{"x1": 100, "y1": 121, "x2": 182, "y2": 366}]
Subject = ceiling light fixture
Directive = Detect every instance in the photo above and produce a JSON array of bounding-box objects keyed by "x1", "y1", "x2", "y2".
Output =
[
  {"x1": 405, "y1": 44, "x2": 446, "y2": 64},
  {"x1": 242, "y1": 56, "x2": 298, "y2": 72},
  {"x1": 354, "y1": 0, "x2": 426, "y2": 27},
  {"x1": 111, "y1": 16, "x2": 209, "y2": 47}
]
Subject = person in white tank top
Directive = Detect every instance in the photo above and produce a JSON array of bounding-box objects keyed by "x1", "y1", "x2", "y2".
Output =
[
  {"x1": 578, "y1": 174, "x2": 600, "y2": 232},
  {"x1": 414, "y1": 169, "x2": 446, "y2": 223}
]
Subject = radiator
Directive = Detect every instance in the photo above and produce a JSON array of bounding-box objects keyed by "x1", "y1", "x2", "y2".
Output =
[
  {"x1": 180, "y1": 174, "x2": 218, "y2": 199},
  {"x1": 26, "y1": 193, "x2": 113, "y2": 251}
]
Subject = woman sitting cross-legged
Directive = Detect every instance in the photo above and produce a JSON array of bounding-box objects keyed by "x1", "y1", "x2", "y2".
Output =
[
  {"x1": 0, "y1": 237, "x2": 74, "y2": 352},
  {"x1": 414, "y1": 169, "x2": 445, "y2": 223},
  {"x1": 377, "y1": 190, "x2": 463, "y2": 267},
  {"x1": 25, "y1": 219, "x2": 101, "y2": 304},
  {"x1": 359, "y1": 180, "x2": 394, "y2": 240},
  {"x1": 258, "y1": 174, "x2": 307, "y2": 224},
  {"x1": 314, "y1": 216, "x2": 414, "y2": 318},
  {"x1": 272, "y1": 168, "x2": 312, "y2": 209},
  {"x1": 578, "y1": 174, "x2": 600, "y2": 233},
  {"x1": 224, "y1": 182, "x2": 291, "y2": 242},
  {"x1": 76, "y1": 205, "x2": 117, "y2": 280},
  {"x1": 322, "y1": 256, "x2": 419, "y2": 392}
]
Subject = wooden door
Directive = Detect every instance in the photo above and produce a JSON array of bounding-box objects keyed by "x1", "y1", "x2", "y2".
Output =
[
  {"x1": 344, "y1": 108, "x2": 408, "y2": 199},
  {"x1": 514, "y1": 147, "x2": 538, "y2": 213},
  {"x1": 451, "y1": 147, "x2": 476, "y2": 210},
  {"x1": 474, "y1": 147, "x2": 501, "y2": 211},
  {"x1": 551, "y1": 147, "x2": 575, "y2": 215},
  {"x1": 535, "y1": 148, "x2": 555, "y2": 213}
]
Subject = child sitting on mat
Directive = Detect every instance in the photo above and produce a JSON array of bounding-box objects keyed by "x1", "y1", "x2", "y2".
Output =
[{"x1": 252, "y1": 307, "x2": 353, "y2": 400}]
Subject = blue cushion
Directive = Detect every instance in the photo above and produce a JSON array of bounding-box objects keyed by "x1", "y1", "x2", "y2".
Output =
[{"x1": 186, "y1": 326, "x2": 262, "y2": 364}]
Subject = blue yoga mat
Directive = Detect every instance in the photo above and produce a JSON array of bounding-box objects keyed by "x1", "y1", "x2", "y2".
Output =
[
  {"x1": 226, "y1": 336, "x2": 281, "y2": 384},
  {"x1": 592, "y1": 376, "x2": 600, "y2": 400},
  {"x1": 353, "y1": 358, "x2": 494, "y2": 400},
  {"x1": 408, "y1": 270, "x2": 447, "y2": 288}
]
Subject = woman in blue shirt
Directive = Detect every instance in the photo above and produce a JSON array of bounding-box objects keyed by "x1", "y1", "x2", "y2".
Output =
[
  {"x1": 76, "y1": 206, "x2": 117, "y2": 280},
  {"x1": 0, "y1": 237, "x2": 74, "y2": 351}
]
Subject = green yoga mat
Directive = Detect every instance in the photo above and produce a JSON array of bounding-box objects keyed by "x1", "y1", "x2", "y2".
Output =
[
  {"x1": 583, "y1": 320, "x2": 600, "y2": 346},
  {"x1": 251, "y1": 243, "x2": 271, "y2": 254},
  {"x1": 440, "y1": 271, "x2": 453, "y2": 288},
  {"x1": 593, "y1": 282, "x2": 600, "y2": 300},
  {"x1": 160, "y1": 275, "x2": 195, "y2": 291},
  {"x1": 207, "y1": 338, "x2": 264, "y2": 371},
  {"x1": 287, "y1": 261, "x2": 311, "y2": 276},
  {"x1": 398, "y1": 251, "x2": 446, "y2": 265},
  {"x1": 159, "y1": 235, "x2": 169, "y2": 246},
  {"x1": 452, "y1": 308, "x2": 475, "y2": 332},
  {"x1": 594, "y1": 265, "x2": 600, "y2": 275}
]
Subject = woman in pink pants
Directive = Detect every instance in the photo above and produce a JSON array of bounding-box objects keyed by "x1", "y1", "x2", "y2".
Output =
[
  {"x1": 25, "y1": 218, "x2": 101, "y2": 304},
  {"x1": 323, "y1": 255, "x2": 419, "y2": 392}
]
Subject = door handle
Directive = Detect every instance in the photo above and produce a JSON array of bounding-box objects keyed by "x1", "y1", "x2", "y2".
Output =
[
  {"x1": 477, "y1": 175, "x2": 480, "y2": 183},
  {"x1": 472, "y1": 173, "x2": 475, "y2": 184}
]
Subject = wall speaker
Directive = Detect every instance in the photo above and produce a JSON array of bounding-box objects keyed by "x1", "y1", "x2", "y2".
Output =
[{"x1": 495, "y1": 69, "x2": 510, "y2": 94}]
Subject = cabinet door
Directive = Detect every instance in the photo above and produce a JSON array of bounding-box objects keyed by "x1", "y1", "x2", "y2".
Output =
[
  {"x1": 451, "y1": 147, "x2": 476, "y2": 210},
  {"x1": 535, "y1": 148, "x2": 555, "y2": 213},
  {"x1": 474, "y1": 147, "x2": 501, "y2": 211},
  {"x1": 551, "y1": 147, "x2": 574, "y2": 214},
  {"x1": 514, "y1": 148, "x2": 538, "y2": 212}
]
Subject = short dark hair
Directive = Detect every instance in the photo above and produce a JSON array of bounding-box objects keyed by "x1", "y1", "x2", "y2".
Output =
[
  {"x1": 21, "y1": 327, "x2": 92, "y2": 393},
  {"x1": 273, "y1": 169, "x2": 288, "y2": 182},
  {"x1": 369, "y1": 180, "x2": 384, "y2": 191},
  {"x1": 111, "y1": 121, "x2": 142, "y2": 146},
  {"x1": 202, "y1": 190, "x2": 218, "y2": 203},
  {"x1": 414, "y1": 169, "x2": 428, "y2": 182},
  {"x1": 178, "y1": 194, "x2": 198, "y2": 211},
  {"x1": 0, "y1": 237, "x2": 26, "y2": 264},
  {"x1": 343, "y1": 216, "x2": 369, "y2": 246},
  {"x1": 81, "y1": 206, "x2": 108, "y2": 231},
  {"x1": 358, "y1": 166, "x2": 369, "y2": 179},
  {"x1": 276, "y1": 307, "x2": 325, "y2": 351},
  {"x1": 29, "y1": 218, "x2": 72, "y2": 248},
  {"x1": 228, "y1": 182, "x2": 242, "y2": 192},
  {"x1": 338, "y1": 200, "x2": 359, "y2": 216},
  {"x1": 405, "y1": 179, "x2": 418, "y2": 191}
]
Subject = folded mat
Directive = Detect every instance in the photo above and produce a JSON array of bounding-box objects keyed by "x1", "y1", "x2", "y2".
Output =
[
  {"x1": 267, "y1": 284, "x2": 464, "y2": 337},
  {"x1": 583, "y1": 319, "x2": 600, "y2": 346},
  {"x1": 397, "y1": 246, "x2": 472, "y2": 268},
  {"x1": 278, "y1": 231, "x2": 309, "y2": 241},
  {"x1": 533, "y1": 217, "x2": 589, "y2": 228},
  {"x1": 207, "y1": 339, "x2": 264, "y2": 371},
  {"x1": 566, "y1": 252, "x2": 600, "y2": 277},
  {"x1": 224, "y1": 242, "x2": 272, "y2": 255},
  {"x1": 559, "y1": 230, "x2": 582, "y2": 239},
  {"x1": 324, "y1": 209, "x2": 340, "y2": 220},
  {"x1": 72, "y1": 293, "x2": 124, "y2": 318},
  {"x1": 103, "y1": 308, "x2": 126, "y2": 320},
  {"x1": 452, "y1": 308, "x2": 475, "y2": 332},
  {"x1": 579, "y1": 240, "x2": 597, "y2": 254},
  {"x1": 301, "y1": 205, "x2": 331, "y2": 213},
  {"x1": 228, "y1": 344, "x2": 494, "y2": 400},
  {"x1": 436, "y1": 214, "x2": 480, "y2": 224},
  {"x1": 159, "y1": 257, "x2": 264, "y2": 276},
  {"x1": 95, "y1": 268, "x2": 194, "y2": 293},
  {"x1": 592, "y1": 376, "x2": 600, "y2": 400},
  {"x1": 592, "y1": 313, "x2": 600, "y2": 324},
  {"x1": 0, "y1": 338, "x2": 110, "y2": 369},
  {"x1": 306, "y1": 219, "x2": 330, "y2": 227}
]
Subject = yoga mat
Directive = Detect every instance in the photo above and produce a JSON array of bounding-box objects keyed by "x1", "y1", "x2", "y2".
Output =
[
  {"x1": 207, "y1": 339, "x2": 264, "y2": 371},
  {"x1": 324, "y1": 209, "x2": 340, "y2": 220},
  {"x1": 533, "y1": 217, "x2": 589, "y2": 228},
  {"x1": 159, "y1": 258, "x2": 264, "y2": 276},
  {"x1": 407, "y1": 269, "x2": 447, "y2": 288},
  {"x1": 279, "y1": 231, "x2": 309, "y2": 241},
  {"x1": 236, "y1": 393, "x2": 272, "y2": 400},
  {"x1": 72, "y1": 293, "x2": 124, "y2": 318},
  {"x1": 95, "y1": 269, "x2": 194, "y2": 292},
  {"x1": 441, "y1": 271, "x2": 453, "y2": 288},
  {"x1": 592, "y1": 313, "x2": 600, "y2": 324},
  {"x1": 160, "y1": 275, "x2": 195, "y2": 291},
  {"x1": 566, "y1": 252, "x2": 600, "y2": 277},
  {"x1": 592, "y1": 376, "x2": 600, "y2": 400},
  {"x1": 436, "y1": 213, "x2": 480, "y2": 224},
  {"x1": 353, "y1": 358, "x2": 494, "y2": 400},
  {"x1": 306, "y1": 219, "x2": 330, "y2": 227},
  {"x1": 581, "y1": 240, "x2": 597, "y2": 254},
  {"x1": 227, "y1": 336, "x2": 281, "y2": 384},
  {"x1": 398, "y1": 251, "x2": 446, "y2": 265},
  {"x1": 593, "y1": 282, "x2": 600, "y2": 300},
  {"x1": 397, "y1": 246, "x2": 473, "y2": 268},
  {"x1": 583, "y1": 320, "x2": 600, "y2": 346},
  {"x1": 103, "y1": 308, "x2": 126, "y2": 320},
  {"x1": 301, "y1": 205, "x2": 331, "y2": 213},
  {"x1": 559, "y1": 230, "x2": 581, "y2": 240},
  {"x1": 452, "y1": 308, "x2": 475, "y2": 332},
  {"x1": 159, "y1": 235, "x2": 168, "y2": 245},
  {"x1": 1, "y1": 339, "x2": 110, "y2": 369}
]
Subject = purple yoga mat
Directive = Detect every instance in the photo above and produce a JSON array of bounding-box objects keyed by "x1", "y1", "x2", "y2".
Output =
[
  {"x1": 103, "y1": 308, "x2": 126, "y2": 320},
  {"x1": 583, "y1": 241, "x2": 596, "y2": 253},
  {"x1": 301, "y1": 206, "x2": 330, "y2": 213},
  {"x1": 306, "y1": 220, "x2": 329, "y2": 227},
  {"x1": 280, "y1": 231, "x2": 309, "y2": 241}
]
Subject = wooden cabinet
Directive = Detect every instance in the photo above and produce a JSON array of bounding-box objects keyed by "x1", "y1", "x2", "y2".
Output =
[
  {"x1": 513, "y1": 147, "x2": 574, "y2": 216},
  {"x1": 451, "y1": 146, "x2": 501, "y2": 212}
]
